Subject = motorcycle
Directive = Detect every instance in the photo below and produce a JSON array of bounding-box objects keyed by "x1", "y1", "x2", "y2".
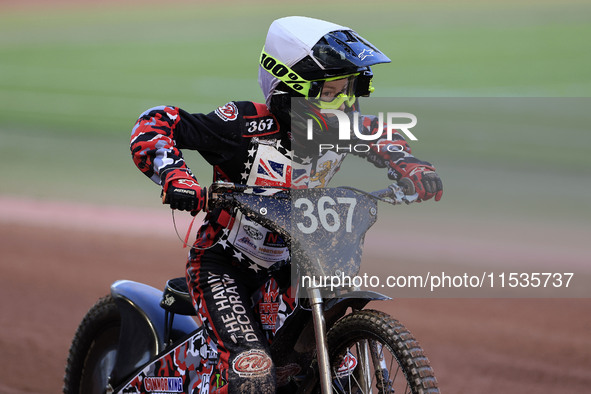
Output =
[{"x1": 63, "y1": 182, "x2": 439, "y2": 393}]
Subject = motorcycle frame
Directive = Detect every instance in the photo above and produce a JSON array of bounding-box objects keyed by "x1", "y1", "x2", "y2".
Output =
[{"x1": 107, "y1": 278, "x2": 390, "y2": 393}]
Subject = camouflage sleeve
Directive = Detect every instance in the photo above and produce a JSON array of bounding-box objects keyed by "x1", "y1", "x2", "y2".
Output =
[
  {"x1": 130, "y1": 105, "x2": 195, "y2": 186},
  {"x1": 129, "y1": 104, "x2": 242, "y2": 186},
  {"x1": 354, "y1": 115, "x2": 436, "y2": 181}
]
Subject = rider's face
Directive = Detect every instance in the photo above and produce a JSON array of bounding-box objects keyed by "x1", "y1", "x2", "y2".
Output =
[{"x1": 320, "y1": 78, "x2": 349, "y2": 111}]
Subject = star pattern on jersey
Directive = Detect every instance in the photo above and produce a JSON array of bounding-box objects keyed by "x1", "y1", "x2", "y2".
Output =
[
  {"x1": 248, "y1": 263, "x2": 261, "y2": 273},
  {"x1": 233, "y1": 250, "x2": 244, "y2": 262},
  {"x1": 218, "y1": 238, "x2": 229, "y2": 249}
]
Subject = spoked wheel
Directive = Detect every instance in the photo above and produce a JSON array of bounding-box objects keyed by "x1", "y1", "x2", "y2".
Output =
[
  {"x1": 63, "y1": 295, "x2": 121, "y2": 394},
  {"x1": 326, "y1": 309, "x2": 439, "y2": 394}
]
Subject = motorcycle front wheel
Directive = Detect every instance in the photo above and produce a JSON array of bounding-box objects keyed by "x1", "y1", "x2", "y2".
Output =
[
  {"x1": 63, "y1": 295, "x2": 120, "y2": 394},
  {"x1": 325, "y1": 309, "x2": 439, "y2": 394}
]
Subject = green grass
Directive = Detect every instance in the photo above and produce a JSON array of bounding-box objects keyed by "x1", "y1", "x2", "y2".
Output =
[
  {"x1": 0, "y1": 0, "x2": 590, "y2": 222},
  {"x1": 1, "y1": 0, "x2": 589, "y2": 134}
]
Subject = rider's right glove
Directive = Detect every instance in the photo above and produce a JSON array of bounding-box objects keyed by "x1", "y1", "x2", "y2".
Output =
[{"x1": 162, "y1": 178, "x2": 207, "y2": 215}]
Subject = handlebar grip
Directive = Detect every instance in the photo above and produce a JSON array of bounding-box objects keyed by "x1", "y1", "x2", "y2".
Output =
[
  {"x1": 397, "y1": 178, "x2": 415, "y2": 195},
  {"x1": 370, "y1": 183, "x2": 418, "y2": 205}
]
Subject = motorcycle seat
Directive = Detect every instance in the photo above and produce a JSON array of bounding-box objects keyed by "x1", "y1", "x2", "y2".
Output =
[{"x1": 160, "y1": 277, "x2": 197, "y2": 316}]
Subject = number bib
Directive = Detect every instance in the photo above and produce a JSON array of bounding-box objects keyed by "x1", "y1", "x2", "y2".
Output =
[{"x1": 227, "y1": 211, "x2": 290, "y2": 268}]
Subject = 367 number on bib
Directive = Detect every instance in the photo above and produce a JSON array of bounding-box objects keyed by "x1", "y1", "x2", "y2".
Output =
[{"x1": 295, "y1": 197, "x2": 356, "y2": 234}]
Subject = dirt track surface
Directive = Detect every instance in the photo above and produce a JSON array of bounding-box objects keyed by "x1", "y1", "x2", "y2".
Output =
[{"x1": 1, "y1": 199, "x2": 590, "y2": 393}]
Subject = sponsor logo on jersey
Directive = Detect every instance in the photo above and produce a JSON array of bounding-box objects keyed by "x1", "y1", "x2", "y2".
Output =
[
  {"x1": 237, "y1": 236, "x2": 258, "y2": 250},
  {"x1": 243, "y1": 225, "x2": 263, "y2": 240},
  {"x1": 213, "y1": 373, "x2": 227, "y2": 390},
  {"x1": 263, "y1": 232, "x2": 286, "y2": 247},
  {"x1": 144, "y1": 377, "x2": 183, "y2": 392},
  {"x1": 232, "y1": 349, "x2": 272, "y2": 377},
  {"x1": 215, "y1": 102, "x2": 239, "y2": 122}
]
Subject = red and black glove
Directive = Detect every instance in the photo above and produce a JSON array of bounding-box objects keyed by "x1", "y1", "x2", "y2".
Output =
[
  {"x1": 397, "y1": 164, "x2": 443, "y2": 202},
  {"x1": 162, "y1": 178, "x2": 207, "y2": 214}
]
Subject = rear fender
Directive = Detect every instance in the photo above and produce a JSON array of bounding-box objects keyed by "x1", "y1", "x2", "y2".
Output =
[{"x1": 109, "y1": 280, "x2": 199, "y2": 386}]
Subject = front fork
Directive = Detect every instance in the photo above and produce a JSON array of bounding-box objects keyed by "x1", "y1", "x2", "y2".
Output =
[
  {"x1": 307, "y1": 287, "x2": 391, "y2": 393},
  {"x1": 308, "y1": 287, "x2": 333, "y2": 394}
]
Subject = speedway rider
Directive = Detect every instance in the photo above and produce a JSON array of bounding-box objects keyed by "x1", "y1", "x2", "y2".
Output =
[{"x1": 130, "y1": 16, "x2": 443, "y2": 394}]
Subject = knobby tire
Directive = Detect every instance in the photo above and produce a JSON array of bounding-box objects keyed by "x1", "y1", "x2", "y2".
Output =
[
  {"x1": 324, "y1": 309, "x2": 439, "y2": 394},
  {"x1": 63, "y1": 295, "x2": 120, "y2": 394}
]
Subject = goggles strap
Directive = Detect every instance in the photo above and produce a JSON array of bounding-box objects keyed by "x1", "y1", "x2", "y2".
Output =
[{"x1": 260, "y1": 49, "x2": 311, "y2": 96}]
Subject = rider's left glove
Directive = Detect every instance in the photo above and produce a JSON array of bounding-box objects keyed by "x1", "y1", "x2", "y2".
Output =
[
  {"x1": 163, "y1": 178, "x2": 207, "y2": 215},
  {"x1": 397, "y1": 164, "x2": 443, "y2": 202}
]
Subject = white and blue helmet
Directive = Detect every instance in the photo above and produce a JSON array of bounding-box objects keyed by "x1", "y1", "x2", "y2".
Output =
[{"x1": 258, "y1": 16, "x2": 391, "y2": 112}]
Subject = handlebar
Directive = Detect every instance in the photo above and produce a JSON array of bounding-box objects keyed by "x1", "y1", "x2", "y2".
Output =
[
  {"x1": 207, "y1": 181, "x2": 418, "y2": 211},
  {"x1": 369, "y1": 183, "x2": 419, "y2": 205}
]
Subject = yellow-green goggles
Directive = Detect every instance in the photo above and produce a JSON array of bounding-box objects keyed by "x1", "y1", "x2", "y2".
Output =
[{"x1": 308, "y1": 74, "x2": 360, "y2": 110}]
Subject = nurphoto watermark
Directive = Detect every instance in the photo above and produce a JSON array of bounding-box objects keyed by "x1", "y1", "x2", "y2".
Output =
[{"x1": 305, "y1": 109, "x2": 418, "y2": 154}]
